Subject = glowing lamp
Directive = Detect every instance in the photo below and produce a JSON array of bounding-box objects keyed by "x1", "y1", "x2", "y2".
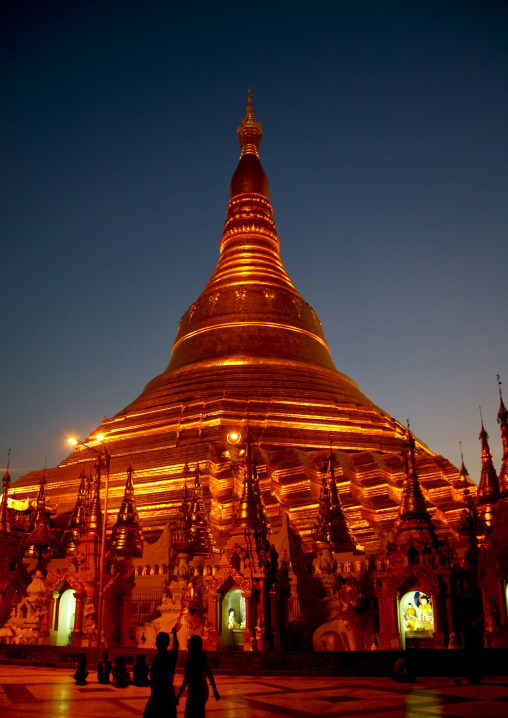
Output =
[
  {"x1": 227, "y1": 431, "x2": 242, "y2": 445},
  {"x1": 68, "y1": 437, "x2": 78, "y2": 445},
  {"x1": 96, "y1": 434, "x2": 104, "y2": 442}
]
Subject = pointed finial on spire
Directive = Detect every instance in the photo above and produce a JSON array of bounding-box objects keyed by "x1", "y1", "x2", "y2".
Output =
[
  {"x1": 459, "y1": 441, "x2": 469, "y2": 480},
  {"x1": 497, "y1": 375, "x2": 508, "y2": 422},
  {"x1": 477, "y1": 407, "x2": 499, "y2": 524},
  {"x1": 237, "y1": 87, "x2": 263, "y2": 157}
]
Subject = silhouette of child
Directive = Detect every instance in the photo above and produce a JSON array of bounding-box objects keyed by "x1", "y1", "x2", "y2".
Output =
[
  {"x1": 143, "y1": 627, "x2": 178, "y2": 718},
  {"x1": 74, "y1": 653, "x2": 88, "y2": 685},
  {"x1": 133, "y1": 654, "x2": 151, "y2": 686},
  {"x1": 97, "y1": 651, "x2": 112, "y2": 684},
  {"x1": 176, "y1": 634, "x2": 220, "y2": 718}
]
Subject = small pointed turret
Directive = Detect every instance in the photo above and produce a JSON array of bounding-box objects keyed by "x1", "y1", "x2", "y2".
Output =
[
  {"x1": 399, "y1": 429, "x2": 430, "y2": 520},
  {"x1": 85, "y1": 458, "x2": 103, "y2": 536},
  {"x1": 477, "y1": 420, "x2": 499, "y2": 526},
  {"x1": 61, "y1": 470, "x2": 88, "y2": 552},
  {"x1": 0, "y1": 456, "x2": 11, "y2": 534},
  {"x1": 236, "y1": 432, "x2": 261, "y2": 529},
  {"x1": 110, "y1": 463, "x2": 143, "y2": 558},
  {"x1": 172, "y1": 465, "x2": 193, "y2": 552},
  {"x1": 497, "y1": 376, "x2": 508, "y2": 497},
  {"x1": 392, "y1": 427, "x2": 441, "y2": 564},
  {"x1": 313, "y1": 447, "x2": 355, "y2": 551},
  {"x1": 22, "y1": 471, "x2": 59, "y2": 559},
  {"x1": 188, "y1": 462, "x2": 215, "y2": 555}
]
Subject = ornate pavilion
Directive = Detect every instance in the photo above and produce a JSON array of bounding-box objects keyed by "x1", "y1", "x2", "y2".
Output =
[{"x1": 1, "y1": 94, "x2": 507, "y2": 654}]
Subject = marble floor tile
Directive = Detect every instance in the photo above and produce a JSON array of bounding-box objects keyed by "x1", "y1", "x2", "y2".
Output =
[{"x1": 0, "y1": 667, "x2": 507, "y2": 718}]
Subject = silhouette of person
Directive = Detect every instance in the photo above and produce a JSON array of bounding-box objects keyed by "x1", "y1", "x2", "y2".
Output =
[
  {"x1": 74, "y1": 653, "x2": 88, "y2": 685},
  {"x1": 176, "y1": 634, "x2": 220, "y2": 718},
  {"x1": 134, "y1": 654, "x2": 151, "y2": 686},
  {"x1": 143, "y1": 627, "x2": 178, "y2": 718},
  {"x1": 113, "y1": 656, "x2": 131, "y2": 687},
  {"x1": 97, "y1": 651, "x2": 112, "y2": 684}
]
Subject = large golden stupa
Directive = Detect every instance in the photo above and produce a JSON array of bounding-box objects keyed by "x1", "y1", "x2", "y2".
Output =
[{"x1": 18, "y1": 93, "x2": 466, "y2": 551}]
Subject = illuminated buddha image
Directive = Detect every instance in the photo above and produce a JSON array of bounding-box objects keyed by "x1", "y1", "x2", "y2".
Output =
[
  {"x1": 415, "y1": 592, "x2": 433, "y2": 623},
  {"x1": 403, "y1": 602, "x2": 416, "y2": 629},
  {"x1": 228, "y1": 608, "x2": 238, "y2": 629}
]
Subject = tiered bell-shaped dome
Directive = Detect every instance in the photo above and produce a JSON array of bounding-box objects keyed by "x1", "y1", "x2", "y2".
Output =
[{"x1": 17, "y1": 93, "x2": 467, "y2": 551}]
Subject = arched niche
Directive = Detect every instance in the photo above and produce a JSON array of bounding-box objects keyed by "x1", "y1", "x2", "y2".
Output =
[
  {"x1": 56, "y1": 589, "x2": 76, "y2": 646},
  {"x1": 222, "y1": 588, "x2": 246, "y2": 649},
  {"x1": 399, "y1": 589, "x2": 434, "y2": 649}
]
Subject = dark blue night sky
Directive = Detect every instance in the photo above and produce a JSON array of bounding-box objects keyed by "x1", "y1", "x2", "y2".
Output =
[{"x1": 2, "y1": 0, "x2": 507, "y2": 483}]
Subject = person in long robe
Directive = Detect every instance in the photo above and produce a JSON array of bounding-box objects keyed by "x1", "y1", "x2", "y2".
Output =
[
  {"x1": 176, "y1": 635, "x2": 220, "y2": 718},
  {"x1": 143, "y1": 627, "x2": 178, "y2": 718}
]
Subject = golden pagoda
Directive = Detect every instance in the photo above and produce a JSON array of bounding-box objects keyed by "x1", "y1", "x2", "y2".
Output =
[{"x1": 17, "y1": 93, "x2": 467, "y2": 555}]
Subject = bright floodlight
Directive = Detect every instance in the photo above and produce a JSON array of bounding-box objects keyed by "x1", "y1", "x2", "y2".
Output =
[
  {"x1": 227, "y1": 431, "x2": 242, "y2": 445},
  {"x1": 96, "y1": 434, "x2": 104, "y2": 442},
  {"x1": 68, "y1": 437, "x2": 78, "y2": 445}
]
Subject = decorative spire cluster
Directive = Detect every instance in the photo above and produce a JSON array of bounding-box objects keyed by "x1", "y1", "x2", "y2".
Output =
[{"x1": 313, "y1": 447, "x2": 355, "y2": 551}]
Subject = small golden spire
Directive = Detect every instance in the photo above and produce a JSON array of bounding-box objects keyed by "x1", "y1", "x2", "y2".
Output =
[
  {"x1": 22, "y1": 466, "x2": 59, "y2": 559},
  {"x1": 497, "y1": 375, "x2": 508, "y2": 496},
  {"x1": 110, "y1": 463, "x2": 144, "y2": 558},
  {"x1": 188, "y1": 461, "x2": 216, "y2": 555},
  {"x1": 399, "y1": 426, "x2": 430, "y2": 519},
  {"x1": 61, "y1": 470, "x2": 88, "y2": 552},
  {"x1": 0, "y1": 450, "x2": 11, "y2": 534},
  {"x1": 237, "y1": 86, "x2": 263, "y2": 157},
  {"x1": 313, "y1": 446, "x2": 355, "y2": 551},
  {"x1": 236, "y1": 430, "x2": 261, "y2": 528},
  {"x1": 477, "y1": 413, "x2": 499, "y2": 524},
  {"x1": 85, "y1": 458, "x2": 103, "y2": 536}
]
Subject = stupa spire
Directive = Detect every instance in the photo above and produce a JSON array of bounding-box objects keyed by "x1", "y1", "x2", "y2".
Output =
[
  {"x1": 85, "y1": 458, "x2": 103, "y2": 536},
  {"x1": 477, "y1": 414, "x2": 499, "y2": 526},
  {"x1": 497, "y1": 375, "x2": 508, "y2": 497},
  {"x1": 0, "y1": 451, "x2": 11, "y2": 534},
  {"x1": 236, "y1": 431, "x2": 261, "y2": 529},
  {"x1": 22, "y1": 467, "x2": 59, "y2": 559},
  {"x1": 61, "y1": 469, "x2": 88, "y2": 552},
  {"x1": 237, "y1": 86, "x2": 263, "y2": 158},
  {"x1": 313, "y1": 446, "x2": 355, "y2": 551},
  {"x1": 399, "y1": 427, "x2": 430, "y2": 520},
  {"x1": 188, "y1": 461, "x2": 215, "y2": 555},
  {"x1": 160, "y1": 92, "x2": 336, "y2": 376},
  {"x1": 110, "y1": 463, "x2": 144, "y2": 558}
]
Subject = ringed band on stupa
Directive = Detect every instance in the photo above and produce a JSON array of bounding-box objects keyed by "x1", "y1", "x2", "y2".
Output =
[{"x1": 1, "y1": 92, "x2": 507, "y2": 654}]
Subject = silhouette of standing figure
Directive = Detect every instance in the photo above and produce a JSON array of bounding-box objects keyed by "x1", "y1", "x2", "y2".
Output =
[
  {"x1": 74, "y1": 653, "x2": 88, "y2": 685},
  {"x1": 143, "y1": 627, "x2": 178, "y2": 718},
  {"x1": 176, "y1": 635, "x2": 220, "y2": 718},
  {"x1": 97, "y1": 651, "x2": 112, "y2": 684}
]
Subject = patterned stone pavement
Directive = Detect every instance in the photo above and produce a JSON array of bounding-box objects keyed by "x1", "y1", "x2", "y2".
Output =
[{"x1": 1, "y1": 666, "x2": 508, "y2": 717}]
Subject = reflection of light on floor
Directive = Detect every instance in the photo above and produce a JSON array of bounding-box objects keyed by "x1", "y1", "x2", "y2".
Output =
[{"x1": 405, "y1": 687, "x2": 443, "y2": 717}]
